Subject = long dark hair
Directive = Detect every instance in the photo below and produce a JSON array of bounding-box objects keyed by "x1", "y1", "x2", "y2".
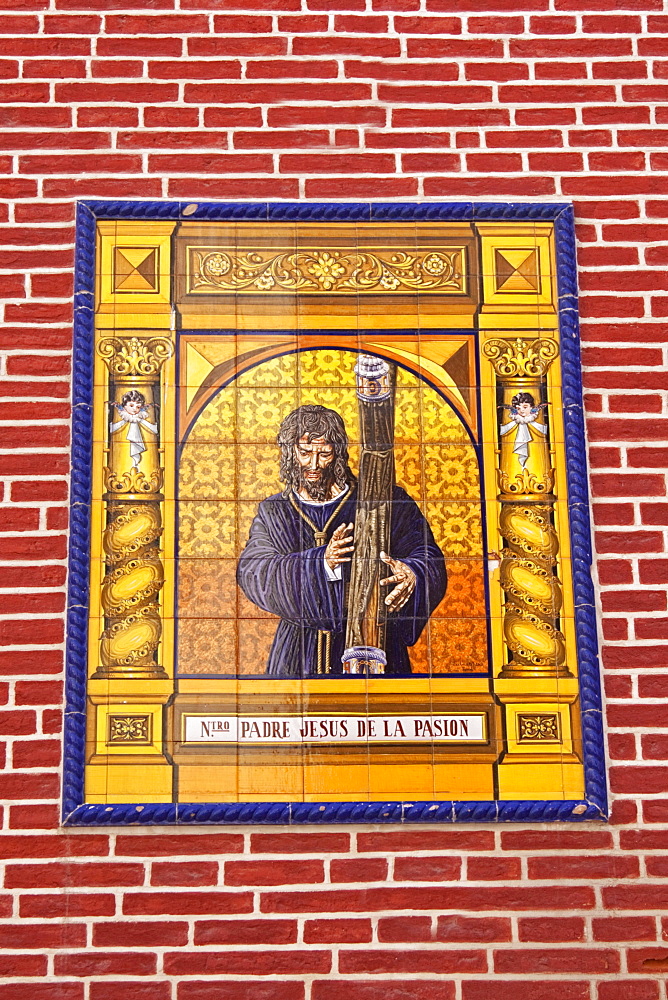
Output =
[{"x1": 277, "y1": 405, "x2": 356, "y2": 497}]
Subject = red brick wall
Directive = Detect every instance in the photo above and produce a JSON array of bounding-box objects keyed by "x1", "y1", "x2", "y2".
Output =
[{"x1": 1, "y1": 3, "x2": 667, "y2": 998}]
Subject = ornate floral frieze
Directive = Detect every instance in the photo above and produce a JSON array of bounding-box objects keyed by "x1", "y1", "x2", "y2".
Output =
[
  {"x1": 97, "y1": 336, "x2": 174, "y2": 377},
  {"x1": 107, "y1": 715, "x2": 151, "y2": 743},
  {"x1": 517, "y1": 714, "x2": 560, "y2": 742},
  {"x1": 483, "y1": 337, "x2": 558, "y2": 378},
  {"x1": 188, "y1": 247, "x2": 465, "y2": 294},
  {"x1": 103, "y1": 466, "x2": 164, "y2": 496}
]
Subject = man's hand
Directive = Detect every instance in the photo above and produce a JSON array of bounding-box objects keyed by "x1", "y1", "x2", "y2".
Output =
[
  {"x1": 379, "y1": 551, "x2": 416, "y2": 611},
  {"x1": 325, "y1": 522, "x2": 354, "y2": 571}
]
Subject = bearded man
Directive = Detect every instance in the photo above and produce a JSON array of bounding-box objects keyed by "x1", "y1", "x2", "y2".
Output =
[{"x1": 236, "y1": 404, "x2": 446, "y2": 677}]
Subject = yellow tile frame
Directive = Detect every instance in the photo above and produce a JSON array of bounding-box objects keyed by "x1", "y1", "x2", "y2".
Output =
[{"x1": 83, "y1": 217, "x2": 585, "y2": 809}]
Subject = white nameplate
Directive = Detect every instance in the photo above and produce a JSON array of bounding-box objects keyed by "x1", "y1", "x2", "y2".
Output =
[{"x1": 183, "y1": 714, "x2": 486, "y2": 744}]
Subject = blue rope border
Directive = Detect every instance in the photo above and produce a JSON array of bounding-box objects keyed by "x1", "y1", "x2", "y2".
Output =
[{"x1": 63, "y1": 200, "x2": 607, "y2": 826}]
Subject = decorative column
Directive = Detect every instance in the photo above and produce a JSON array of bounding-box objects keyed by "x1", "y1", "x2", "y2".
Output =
[
  {"x1": 95, "y1": 336, "x2": 174, "y2": 680},
  {"x1": 483, "y1": 337, "x2": 571, "y2": 679}
]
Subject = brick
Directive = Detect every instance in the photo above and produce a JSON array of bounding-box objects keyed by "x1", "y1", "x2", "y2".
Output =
[
  {"x1": 0, "y1": 650, "x2": 63, "y2": 678},
  {"x1": 425, "y1": 176, "x2": 556, "y2": 196},
  {"x1": 467, "y1": 857, "x2": 521, "y2": 880},
  {"x1": 610, "y1": 800, "x2": 640, "y2": 825},
  {"x1": 94, "y1": 921, "x2": 189, "y2": 947},
  {"x1": 598, "y1": 985, "x2": 660, "y2": 1000},
  {"x1": 358, "y1": 831, "x2": 494, "y2": 852},
  {"x1": 604, "y1": 674, "x2": 633, "y2": 698},
  {"x1": 367, "y1": 131, "x2": 452, "y2": 148},
  {"x1": 604, "y1": 645, "x2": 666, "y2": 668},
  {"x1": 150, "y1": 58, "x2": 241, "y2": 80},
  {"x1": 9, "y1": 804, "x2": 60, "y2": 830},
  {"x1": 0, "y1": 13, "x2": 37, "y2": 30},
  {"x1": 0, "y1": 560, "x2": 66, "y2": 583},
  {"x1": 593, "y1": 917, "x2": 657, "y2": 942},
  {"x1": 1, "y1": 107, "x2": 71, "y2": 128},
  {"x1": 0, "y1": 988, "x2": 83, "y2": 1000},
  {"x1": 169, "y1": 178, "x2": 300, "y2": 199},
  {"x1": 348, "y1": 59, "x2": 461, "y2": 82},
  {"x1": 305, "y1": 918, "x2": 373, "y2": 943},
  {"x1": 640, "y1": 801, "x2": 668, "y2": 820},
  {"x1": 5, "y1": 862, "x2": 143, "y2": 889},
  {"x1": 225, "y1": 860, "x2": 324, "y2": 885},
  {"x1": 501, "y1": 831, "x2": 613, "y2": 850},
  {"x1": 602, "y1": 589, "x2": 666, "y2": 612},
  {"x1": 638, "y1": 674, "x2": 668, "y2": 697},
  {"x1": 331, "y1": 858, "x2": 388, "y2": 882},
  {"x1": 646, "y1": 853, "x2": 668, "y2": 874},
  {"x1": 594, "y1": 503, "x2": 634, "y2": 526},
  {"x1": 233, "y1": 129, "x2": 329, "y2": 149},
  {"x1": 0, "y1": 922, "x2": 86, "y2": 948},
  {"x1": 277, "y1": 14, "x2": 328, "y2": 30},
  {"x1": 626, "y1": 950, "x2": 668, "y2": 975},
  {"x1": 314, "y1": 987, "x2": 454, "y2": 1000},
  {"x1": 494, "y1": 948, "x2": 619, "y2": 974},
  {"x1": 528, "y1": 855, "x2": 639, "y2": 879},
  {"x1": 44, "y1": 14, "x2": 100, "y2": 31},
  {"x1": 394, "y1": 856, "x2": 462, "y2": 881},
  {"x1": 165, "y1": 950, "x2": 331, "y2": 975},
  {"x1": 463, "y1": 985, "x2": 589, "y2": 1000},
  {"x1": 43, "y1": 178, "x2": 163, "y2": 198},
  {"x1": 189, "y1": 36, "x2": 285, "y2": 56},
  {"x1": 98, "y1": 37, "x2": 182, "y2": 57},
  {"x1": 268, "y1": 106, "x2": 385, "y2": 127},
  {"x1": 90, "y1": 986, "x2": 171, "y2": 1000},
  {"x1": 177, "y1": 986, "x2": 303, "y2": 1000},
  {"x1": 0, "y1": 956, "x2": 47, "y2": 977},
  {"x1": 151, "y1": 861, "x2": 218, "y2": 886},
  {"x1": 195, "y1": 919, "x2": 297, "y2": 945},
  {"x1": 185, "y1": 82, "x2": 370, "y2": 104},
  {"x1": 340, "y1": 949, "x2": 486, "y2": 974},
  {"x1": 23, "y1": 57, "x2": 85, "y2": 78},
  {"x1": 610, "y1": 766, "x2": 668, "y2": 793},
  {"x1": 213, "y1": 13, "x2": 273, "y2": 30},
  {"x1": 379, "y1": 84, "x2": 492, "y2": 104},
  {"x1": 608, "y1": 393, "x2": 662, "y2": 413},
  {"x1": 20, "y1": 153, "x2": 143, "y2": 175},
  {"x1": 55, "y1": 952, "x2": 157, "y2": 976},
  {"x1": 410, "y1": 38, "x2": 503, "y2": 58},
  {"x1": 251, "y1": 833, "x2": 350, "y2": 853},
  {"x1": 642, "y1": 505, "x2": 668, "y2": 527},
  {"x1": 116, "y1": 833, "x2": 243, "y2": 855},
  {"x1": 466, "y1": 152, "x2": 522, "y2": 172},
  {"x1": 437, "y1": 915, "x2": 512, "y2": 942},
  {"x1": 518, "y1": 917, "x2": 585, "y2": 942},
  {"x1": 589, "y1": 448, "x2": 622, "y2": 470},
  {"x1": 55, "y1": 82, "x2": 178, "y2": 103},
  {"x1": 20, "y1": 893, "x2": 116, "y2": 918},
  {"x1": 305, "y1": 178, "x2": 418, "y2": 198},
  {"x1": 378, "y1": 916, "x2": 433, "y2": 942},
  {"x1": 516, "y1": 111, "x2": 577, "y2": 129},
  {"x1": 123, "y1": 892, "x2": 253, "y2": 915},
  {"x1": 394, "y1": 14, "x2": 460, "y2": 31},
  {"x1": 261, "y1": 886, "x2": 595, "y2": 913}
]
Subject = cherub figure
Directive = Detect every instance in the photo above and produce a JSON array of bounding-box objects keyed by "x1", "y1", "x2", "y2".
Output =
[
  {"x1": 500, "y1": 391, "x2": 548, "y2": 469},
  {"x1": 110, "y1": 390, "x2": 158, "y2": 468}
]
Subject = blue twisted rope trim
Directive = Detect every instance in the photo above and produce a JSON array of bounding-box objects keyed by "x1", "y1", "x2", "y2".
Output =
[
  {"x1": 64, "y1": 200, "x2": 606, "y2": 826},
  {"x1": 555, "y1": 204, "x2": 607, "y2": 819},
  {"x1": 63, "y1": 202, "x2": 96, "y2": 822},
  {"x1": 66, "y1": 798, "x2": 602, "y2": 825}
]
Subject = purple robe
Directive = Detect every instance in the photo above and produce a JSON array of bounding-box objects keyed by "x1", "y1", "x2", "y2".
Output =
[{"x1": 236, "y1": 485, "x2": 446, "y2": 677}]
